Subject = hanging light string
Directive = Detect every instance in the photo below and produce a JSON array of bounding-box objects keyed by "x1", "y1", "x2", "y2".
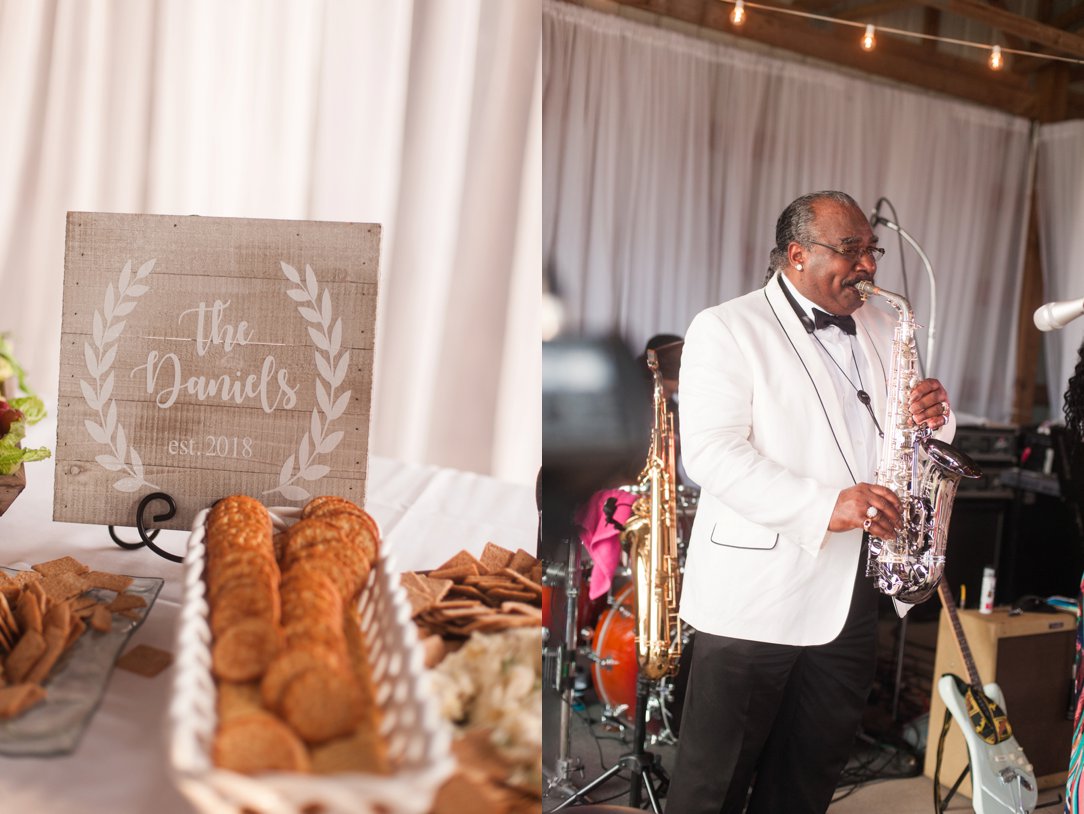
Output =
[{"x1": 717, "y1": 0, "x2": 1084, "y2": 66}]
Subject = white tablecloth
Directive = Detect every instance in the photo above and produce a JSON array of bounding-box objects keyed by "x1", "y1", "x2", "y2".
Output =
[{"x1": 0, "y1": 416, "x2": 536, "y2": 813}]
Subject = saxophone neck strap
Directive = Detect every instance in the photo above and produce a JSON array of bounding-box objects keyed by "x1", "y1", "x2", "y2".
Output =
[{"x1": 777, "y1": 273, "x2": 816, "y2": 334}]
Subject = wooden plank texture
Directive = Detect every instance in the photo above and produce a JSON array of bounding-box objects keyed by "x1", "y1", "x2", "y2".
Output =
[{"x1": 54, "y1": 212, "x2": 380, "y2": 530}]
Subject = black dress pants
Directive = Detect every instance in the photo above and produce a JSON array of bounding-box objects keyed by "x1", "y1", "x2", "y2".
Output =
[{"x1": 664, "y1": 556, "x2": 879, "y2": 814}]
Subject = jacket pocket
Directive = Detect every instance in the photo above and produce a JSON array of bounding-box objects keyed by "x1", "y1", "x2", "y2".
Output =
[{"x1": 709, "y1": 523, "x2": 778, "y2": 550}]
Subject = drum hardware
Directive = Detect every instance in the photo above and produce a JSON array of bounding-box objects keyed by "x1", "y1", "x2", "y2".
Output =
[
  {"x1": 646, "y1": 681, "x2": 678, "y2": 747},
  {"x1": 583, "y1": 651, "x2": 617, "y2": 670},
  {"x1": 552, "y1": 675, "x2": 670, "y2": 813},
  {"x1": 542, "y1": 538, "x2": 586, "y2": 800}
]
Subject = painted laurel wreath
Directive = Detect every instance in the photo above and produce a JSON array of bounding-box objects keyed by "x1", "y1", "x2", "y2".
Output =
[
  {"x1": 263, "y1": 262, "x2": 351, "y2": 502},
  {"x1": 81, "y1": 259, "x2": 159, "y2": 493}
]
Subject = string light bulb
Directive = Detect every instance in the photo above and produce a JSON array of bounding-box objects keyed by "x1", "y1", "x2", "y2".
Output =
[
  {"x1": 989, "y1": 44, "x2": 1003, "y2": 70},
  {"x1": 730, "y1": 0, "x2": 746, "y2": 26},
  {"x1": 861, "y1": 24, "x2": 876, "y2": 51}
]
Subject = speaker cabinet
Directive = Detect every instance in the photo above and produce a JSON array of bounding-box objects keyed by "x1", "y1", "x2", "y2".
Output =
[{"x1": 923, "y1": 607, "x2": 1076, "y2": 795}]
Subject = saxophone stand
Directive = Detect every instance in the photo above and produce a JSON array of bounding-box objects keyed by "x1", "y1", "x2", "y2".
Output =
[{"x1": 553, "y1": 675, "x2": 669, "y2": 812}]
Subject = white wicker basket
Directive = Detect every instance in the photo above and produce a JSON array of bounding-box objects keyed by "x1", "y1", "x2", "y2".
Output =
[{"x1": 169, "y1": 507, "x2": 455, "y2": 814}]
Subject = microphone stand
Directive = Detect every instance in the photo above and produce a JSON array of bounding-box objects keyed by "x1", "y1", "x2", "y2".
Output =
[{"x1": 871, "y1": 214, "x2": 939, "y2": 377}]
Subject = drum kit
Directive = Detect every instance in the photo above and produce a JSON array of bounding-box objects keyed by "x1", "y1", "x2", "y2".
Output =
[{"x1": 542, "y1": 483, "x2": 699, "y2": 808}]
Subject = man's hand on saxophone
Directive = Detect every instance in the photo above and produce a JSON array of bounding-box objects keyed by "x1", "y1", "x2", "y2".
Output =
[
  {"x1": 908, "y1": 377, "x2": 951, "y2": 429},
  {"x1": 829, "y1": 483, "x2": 902, "y2": 538}
]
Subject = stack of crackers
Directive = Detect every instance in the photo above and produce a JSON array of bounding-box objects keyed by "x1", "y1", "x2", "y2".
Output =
[
  {"x1": 0, "y1": 556, "x2": 145, "y2": 719},
  {"x1": 402, "y1": 543, "x2": 543, "y2": 656},
  {"x1": 207, "y1": 494, "x2": 389, "y2": 776},
  {"x1": 403, "y1": 544, "x2": 543, "y2": 814}
]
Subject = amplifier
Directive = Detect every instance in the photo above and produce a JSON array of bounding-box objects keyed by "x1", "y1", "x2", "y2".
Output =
[{"x1": 952, "y1": 425, "x2": 1018, "y2": 495}]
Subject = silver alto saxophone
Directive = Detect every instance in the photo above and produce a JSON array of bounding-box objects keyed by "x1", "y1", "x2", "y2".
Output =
[{"x1": 855, "y1": 280, "x2": 981, "y2": 604}]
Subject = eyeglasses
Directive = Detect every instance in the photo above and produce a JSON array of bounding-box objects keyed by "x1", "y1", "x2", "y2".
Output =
[{"x1": 808, "y1": 241, "x2": 885, "y2": 263}]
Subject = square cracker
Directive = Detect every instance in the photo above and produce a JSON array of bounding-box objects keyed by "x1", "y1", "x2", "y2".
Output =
[
  {"x1": 116, "y1": 644, "x2": 173, "y2": 678},
  {"x1": 41, "y1": 571, "x2": 88, "y2": 603},
  {"x1": 507, "y1": 549, "x2": 538, "y2": 575},
  {"x1": 89, "y1": 603, "x2": 113, "y2": 633},
  {"x1": 479, "y1": 542, "x2": 514, "y2": 572},
  {"x1": 31, "y1": 556, "x2": 90, "y2": 579},
  {"x1": 399, "y1": 572, "x2": 452, "y2": 616},
  {"x1": 0, "y1": 683, "x2": 47, "y2": 718},
  {"x1": 83, "y1": 571, "x2": 134, "y2": 594},
  {"x1": 107, "y1": 593, "x2": 147, "y2": 613},
  {"x1": 5, "y1": 629, "x2": 47, "y2": 684},
  {"x1": 435, "y1": 550, "x2": 488, "y2": 576}
]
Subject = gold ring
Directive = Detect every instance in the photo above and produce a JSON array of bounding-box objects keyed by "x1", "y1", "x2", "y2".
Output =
[
  {"x1": 863, "y1": 518, "x2": 872, "y2": 532},
  {"x1": 866, "y1": 506, "x2": 878, "y2": 519}
]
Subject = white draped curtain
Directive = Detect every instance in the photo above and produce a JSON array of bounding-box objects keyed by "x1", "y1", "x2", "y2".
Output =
[
  {"x1": 543, "y1": 0, "x2": 1033, "y2": 424},
  {"x1": 1036, "y1": 121, "x2": 1084, "y2": 420},
  {"x1": 0, "y1": 0, "x2": 540, "y2": 485}
]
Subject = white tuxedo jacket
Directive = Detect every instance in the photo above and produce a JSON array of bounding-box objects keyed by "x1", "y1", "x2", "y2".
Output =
[{"x1": 678, "y1": 274, "x2": 955, "y2": 646}]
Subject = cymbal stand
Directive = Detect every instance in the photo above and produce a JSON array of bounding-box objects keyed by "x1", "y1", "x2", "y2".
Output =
[
  {"x1": 543, "y1": 538, "x2": 585, "y2": 799},
  {"x1": 553, "y1": 675, "x2": 669, "y2": 812}
]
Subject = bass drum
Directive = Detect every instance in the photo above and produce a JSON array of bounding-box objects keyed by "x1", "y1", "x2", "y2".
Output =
[{"x1": 590, "y1": 583, "x2": 638, "y2": 722}]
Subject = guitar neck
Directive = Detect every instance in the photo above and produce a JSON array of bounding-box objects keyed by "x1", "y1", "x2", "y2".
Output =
[{"x1": 936, "y1": 581, "x2": 983, "y2": 689}]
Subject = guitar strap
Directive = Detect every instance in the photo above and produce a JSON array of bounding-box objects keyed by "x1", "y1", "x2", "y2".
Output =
[
  {"x1": 932, "y1": 705, "x2": 959, "y2": 814},
  {"x1": 951, "y1": 674, "x2": 1014, "y2": 744}
]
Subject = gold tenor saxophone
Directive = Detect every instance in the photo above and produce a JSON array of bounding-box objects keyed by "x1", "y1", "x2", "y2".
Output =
[
  {"x1": 620, "y1": 350, "x2": 682, "y2": 679},
  {"x1": 856, "y1": 280, "x2": 981, "y2": 604}
]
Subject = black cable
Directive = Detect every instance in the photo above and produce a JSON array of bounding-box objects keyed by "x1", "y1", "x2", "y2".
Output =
[
  {"x1": 567, "y1": 697, "x2": 626, "y2": 774},
  {"x1": 873, "y1": 197, "x2": 926, "y2": 378}
]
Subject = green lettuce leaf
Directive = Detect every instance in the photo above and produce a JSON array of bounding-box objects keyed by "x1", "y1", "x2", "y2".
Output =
[
  {"x1": 0, "y1": 336, "x2": 50, "y2": 474},
  {"x1": 0, "y1": 414, "x2": 51, "y2": 476},
  {"x1": 9, "y1": 395, "x2": 45, "y2": 425}
]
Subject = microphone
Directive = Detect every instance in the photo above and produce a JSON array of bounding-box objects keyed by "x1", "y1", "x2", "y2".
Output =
[
  {"x1": 1033, "y1": 297, "x2": 1084, "y2": 331},
  {"x1": 869, "y1": 197, "x2": 887, "y2": 228}
]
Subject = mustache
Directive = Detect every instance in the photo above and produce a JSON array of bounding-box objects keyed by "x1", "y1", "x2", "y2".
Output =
[{"x1": 845, "y1": 274, "x2": 873, "y2": 288}]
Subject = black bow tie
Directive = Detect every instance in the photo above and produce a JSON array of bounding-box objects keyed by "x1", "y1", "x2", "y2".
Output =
[{"x1": 812, "y1": 308, "x2": 856, "y2": 335}]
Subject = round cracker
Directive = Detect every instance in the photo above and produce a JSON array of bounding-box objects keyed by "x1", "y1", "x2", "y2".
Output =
[
  {"x1": 260, "y1": 646, "x2": 346, "y2": 712},
  {"x1": 212, "y1": 711, "x2": 310, "y2": 773},
  {"x1": 212, "y1": 618, "x2": 283, "y2": 682},
  {"x1": 281, "y1": 667, "x2": 364, "y2": 743}
]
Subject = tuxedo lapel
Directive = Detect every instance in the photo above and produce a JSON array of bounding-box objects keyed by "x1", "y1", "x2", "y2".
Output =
[{"x1": 764, "y1": 278, "x2": 860, "y2": 483}]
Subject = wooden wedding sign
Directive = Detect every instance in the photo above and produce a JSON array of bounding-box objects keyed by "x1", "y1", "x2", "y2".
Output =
[{"x1": 54, "y1": 212, "x2": 379, "y2": 530}]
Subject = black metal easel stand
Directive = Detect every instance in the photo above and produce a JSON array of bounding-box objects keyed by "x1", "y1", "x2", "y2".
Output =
[
  {"x1": 107, "y1": 491, "x2": 183, "y2": 562},
  {"x1": 554, "y1": 676, "x2": 670, "y2": 812}
]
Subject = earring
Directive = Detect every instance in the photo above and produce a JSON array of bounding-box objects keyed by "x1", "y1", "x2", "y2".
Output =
[{"x1": 795, "y1": 263, "x2": 803, "y2": 271}]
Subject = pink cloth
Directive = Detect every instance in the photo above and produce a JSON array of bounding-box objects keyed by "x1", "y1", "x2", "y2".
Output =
[{"x1": 576, "y1": 488, "x2": 636, "y2": 600}]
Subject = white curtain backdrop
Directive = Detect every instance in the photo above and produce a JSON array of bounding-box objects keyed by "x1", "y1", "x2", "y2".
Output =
[
  {"x1": 1036, "y1": 121, "x2": 1084, "y2": 421},
  {"x1": 543, "y1": 0, "x2": 1033, "y2": 424},
  {"x1": 0, "y1": 0, "x2": 540, "y2": 485}
]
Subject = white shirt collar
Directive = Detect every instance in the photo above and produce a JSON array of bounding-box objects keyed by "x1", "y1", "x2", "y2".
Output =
[{"x1": 779, "y1": 273, "x2": 834, "y2": 321}]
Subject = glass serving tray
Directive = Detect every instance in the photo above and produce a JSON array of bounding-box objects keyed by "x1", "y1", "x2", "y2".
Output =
[{"x1": 0, "y1": 566, "x2": 163, "y2": 757}]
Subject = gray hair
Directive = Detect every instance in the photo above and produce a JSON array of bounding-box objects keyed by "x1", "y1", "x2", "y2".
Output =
[{"x1": 763, "y1": 190, "x2": 860, "y2": 284}]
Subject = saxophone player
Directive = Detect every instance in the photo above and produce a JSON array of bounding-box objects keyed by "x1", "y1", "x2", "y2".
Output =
[{"x1": 666, "y1": 191, "x2": 955, "y2": 814}]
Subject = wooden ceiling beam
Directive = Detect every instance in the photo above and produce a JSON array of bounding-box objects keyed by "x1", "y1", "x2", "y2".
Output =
[
  {"x1": 915, "y1": 0, "x2": 1084, "y2": 58},
  {"x1": 836, "y1": 0, "x2": 915, "y2": 22},
  {"x1": 608, "y1": 0, "x2": 1036, "y2": 117},
  {"x1": 1052, "y1": 2, "x2": 1084, "y2": 33}
]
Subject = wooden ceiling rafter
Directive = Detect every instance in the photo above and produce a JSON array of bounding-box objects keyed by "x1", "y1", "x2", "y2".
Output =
[
  {"x1": 598, "y1": 0, "x2": 1084, "y2": 122},
  {"x1": 914, "y1": 0, "x2": 1084, "y2": 58},
  {"x1": 610, "y1": 0, "x2": 1036, "y2": 116}
]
